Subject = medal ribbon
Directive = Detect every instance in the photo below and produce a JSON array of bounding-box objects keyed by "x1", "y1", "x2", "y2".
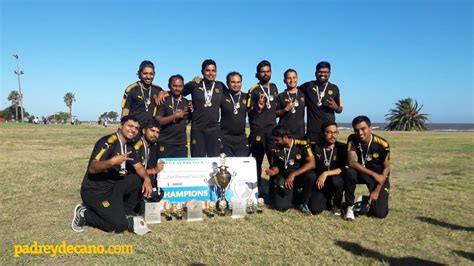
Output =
[
  {"x1": 259, "y1": 84, "x2": 272, "y2": 108},
  {"x1": 203, "y1": 81, "x2": 215, "y2": 106},
  {"x1": 116, "y1": 132, "x2": 127, "y2": 171},
  {"x1": 315, "y1": 82, "x2": 329, "y2": 105},
  {"x1": 359, "y1": 134, "x2": 373, "y2": 167},
  {"x1": 323, "y1": 147, "x2": 334, "y2": 170},
  {"x1": 139, "y1": 82, "x2": 152, "y2": 111},
  {"x1": 172, "y1": 96, "x2": 182, "y2": 114},
  {"x1": 286, "y1": 90, "x2": 298, "y2": 113},
  {"x1": 284, "y1": 139, "x2": 294, "y2": 169},
  {"x1": 229, "y1": 92, "x2": 241, "y2": 114},
  {"x1": 141, "y1": 137, "x2": 150, "y2": 169}
]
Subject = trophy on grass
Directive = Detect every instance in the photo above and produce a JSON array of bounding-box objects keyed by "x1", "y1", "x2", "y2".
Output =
[
  {"x1": 163, "y1": 201, "x2": 173, "y2": 221},
  {"x1": 173, "y1": 203, "x2": 184, "y2": 220},
  {"x1": 213, "y1": 153, "x2": 235, "y2": 216},
  {"x1": 246, "y1": 198, "x2": 255, "y2": 214},
  {"x1": 256, "y1": 198, "x2": 265, "y2": 214},
  {"x1": 203, "y1": 200, "x2": 216, "y2": 218}
]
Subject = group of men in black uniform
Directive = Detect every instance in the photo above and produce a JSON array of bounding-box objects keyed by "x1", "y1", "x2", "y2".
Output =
[{"x1": 72, "y1": 59, "x2": 391, "y2": 234}]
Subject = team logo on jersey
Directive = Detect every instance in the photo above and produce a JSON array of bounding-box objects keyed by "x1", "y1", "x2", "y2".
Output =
[
  {"x1": 215, "y1": 88, "x2": 220, "y2": 93},
  {"x1": 102, "y1": 201, "x2": 110, "y2": 208},
  {"x1": 373, "y1": 152, "x2": 379, "y2": 159},
  {"x1": 243, "y1": 99, "x2": 247, "y2": 105},
  {"x1": 198, "y1": 87, "x2": 204, "y2": 91},
  {"x1": 328, "y1": 90, "x2": 333, "y2": 95},
  {"x1": 160, "y1": 146, "x2": 165, "y2": 152},
  {"x1": 315, "y1": 153, "x2": 321, "y2": 158},
  {"x1": 192, "y1": 139, "x2": 197, "y2": 145},
  {"x1": 333, "y1": 155, "x2": 337, "y2": 161},
  {"x1": 366, "y1": 154, "x2": 373, "y2": 161},
  {"x1": 296, "y1": 154, "x2": 301, "y2": 160},
  {"x1": 288, "y1": 159, "x2": 295, "y2": 166},
  {"x1": 300, "y1": 97, "x2": 304, "y2": 102},
  {"x1": 256, "y1": 136, "x2": 261, "y2": 142},
  {"x1": 138, "y1": 95, "x2": 143, "y2": 99},
  {"x1": 226, "y1": 99, "x2": 231, "y2": 103}
]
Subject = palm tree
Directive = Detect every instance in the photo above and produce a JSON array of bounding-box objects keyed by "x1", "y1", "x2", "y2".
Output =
[
  {"x1": 7, "y1": 90, "x2": 20, "y2": 120},
  {"x1": 385, "y1": 98, "x2": 429, "y2": 131},
  {"x1": 64, "y1": 92, "x2": 76, "y2": 120}
]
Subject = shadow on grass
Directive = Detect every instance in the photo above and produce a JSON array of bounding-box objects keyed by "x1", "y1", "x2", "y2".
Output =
[
  {"x1": 453, "y1": 250, "x2": 474, "y2": 261},
  {"x1": 335, "y1": 240, "x2": 444, "y2": 265},
  {"x1": 417, "y1": 216, "x2": 474, "y2": 232}
]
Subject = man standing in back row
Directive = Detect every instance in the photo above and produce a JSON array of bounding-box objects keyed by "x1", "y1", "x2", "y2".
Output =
[
  {"x1": 121, "y1": 60, "x2": 163, "y2": 127},
  {"x1": 183, "y1": 59, "x2": 226, "y2": 157},
  {"x1": 220, "y1": 71, "x2": 249, "y2": 157},
  {"x1": 299, "y1": 61, "x2": 342, "y2": 144},
  {"x1": 155, "y1": 74, "x2": 190, "y2": 158},
  {"x1": 247, "y1": 60, "x2": 279, "y2": 191}
]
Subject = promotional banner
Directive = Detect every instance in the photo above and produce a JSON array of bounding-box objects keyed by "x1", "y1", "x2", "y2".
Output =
[{"x1": 157, "y1": 157, "x2": 258, "y2": 204}]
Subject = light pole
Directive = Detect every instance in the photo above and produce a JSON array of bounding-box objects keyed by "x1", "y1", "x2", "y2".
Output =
[{"x1": 13, "y1": 54, "x2": 24, "y2": 122}]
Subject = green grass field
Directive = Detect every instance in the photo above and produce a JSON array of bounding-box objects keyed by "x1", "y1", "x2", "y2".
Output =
[{"x1": 1, "y1": 123, "x2": 473, "y2": 264}]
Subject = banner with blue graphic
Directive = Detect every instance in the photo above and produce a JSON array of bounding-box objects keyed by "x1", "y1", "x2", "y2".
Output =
[{"x1": 157, "y1": 157, "x2": 258, "y2": 204}]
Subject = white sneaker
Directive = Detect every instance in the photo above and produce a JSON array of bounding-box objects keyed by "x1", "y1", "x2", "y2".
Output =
[
  {"x1": 332, "y1": 207, "x2": 342, "y2": 216},
  {"x1": 345, "y1": 206, "x2": 355, "y2": 221},
  {"x1": 71, "y1": 204, "x2": 87, "y2": 232}
]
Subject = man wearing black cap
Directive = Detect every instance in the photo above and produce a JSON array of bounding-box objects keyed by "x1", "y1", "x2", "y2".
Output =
[
  {"x1": 344, "y1": 115, "x2": 390, "y2": 220},
  {"x1": 121, "y1": 60, "x2": 164, "y2": 126},
  {"x1": 299, "y1": 61, "x2": 342, "y2": 144},
  {"x1": 72, "y1": 115, "x2": 153, "y2": 234},
  {"x1": 247, "y1": 60, "x2": 279, "y2": 191},
  {"x1": 155, "y1": 74, "x2": 190, "y2": 158},
  {"x1": 220, "y1": 71, "x2": 249, "y2": 157},
  {"x1": 184, "y1": 59, "x2": 226, "y2": 157},
  {"x1": 265, "y1": 125, "x2": 316, "y2": 215}
]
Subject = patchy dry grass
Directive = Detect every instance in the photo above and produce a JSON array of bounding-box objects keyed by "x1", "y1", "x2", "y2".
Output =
[{"x1": 0, "y1": 124, "x2": 473, "y2": 264}]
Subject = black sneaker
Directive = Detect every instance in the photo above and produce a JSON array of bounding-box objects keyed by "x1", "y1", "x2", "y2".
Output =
[{"x1": 71, "y1": 204, "x2": 86, "y2": 232}]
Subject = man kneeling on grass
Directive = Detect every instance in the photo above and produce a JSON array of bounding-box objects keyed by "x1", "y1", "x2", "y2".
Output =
[
  {"x1": 72, "y1": 115, "x2": 153, "y2": 235},
  {"x1": 344, "y1": 115, "x2": 391, "y2": 220},
  {"x1": 265, "y1": 125, "x2": 317, "y2": 215}
]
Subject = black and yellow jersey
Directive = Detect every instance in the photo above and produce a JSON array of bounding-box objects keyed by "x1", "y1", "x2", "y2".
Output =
[
  {"x1": 183, "y1": 80, "x2": 226, "y2": 130},
  {"x1": 81, "y1": 133, "x2": 140, "y2": 195},
  {"x1": 155, "y1": 94, "x2": 190, "y2": 146},
  {"x1": 271, "y1": 141, "x2": 313, "y2": 174},
  {"x1": 220, "y1": 90, "x2": 247, "y2": 136},
  {"x1": 299, "y1": 80, "x2": 341, "y2": 134},
  {"x1": 121, "y1": 82, "x2": 163, "y2": 126},
  {"x1": 276, "y1": 89, "x2": 305, "y2": 138},
  {"x1": 347, "y1": 133, "x2": 390, "y2": 174},
  {"x1": 312, "y1": 141, "x2": 347, "y2": 176},
  {"x1": 247, "y1": 82, "x2": 278, "y2": 133}
]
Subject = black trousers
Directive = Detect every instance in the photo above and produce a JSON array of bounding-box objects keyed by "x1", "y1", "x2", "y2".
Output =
[
  {"x1": 308, "y1": 174, "x2": 344, "y2": 215},
  {"x1": 249, "y1": 131, "x2": 274, "y2": 188},
  {"x1": 190, "y1": 127, "x2": 221, "y2": 157},
  {"x1": 81, "y1": 174, "x2": 142, "y2": 233},
  {"x1": 222, "y1": 134, "x2": 249, "y2": 157},
  {"x1": 343, "y1": 168, "x2": 390, "y2": 218},
  {"x1": 270, "y1": 171, "x2": 316, "y2": 212},
  {"x1": 157, "y1": 143, "x2": 188, "y2": 158}
]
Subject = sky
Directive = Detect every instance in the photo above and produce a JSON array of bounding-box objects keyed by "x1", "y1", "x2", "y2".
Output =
[{"x1": 0, "y1": 0, "x2": 472, "y2": 123}]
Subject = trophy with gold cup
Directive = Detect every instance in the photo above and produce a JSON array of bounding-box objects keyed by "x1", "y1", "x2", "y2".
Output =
[
  {"x1": 163, "y1": 201, "x2": 173, "y2": 221},
  {"x1": 213, "y1": 153, "x2": 234, "y2": 216},
  {"x1": 257, "y1": 198, "x2": 265, "y2": 214}
]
